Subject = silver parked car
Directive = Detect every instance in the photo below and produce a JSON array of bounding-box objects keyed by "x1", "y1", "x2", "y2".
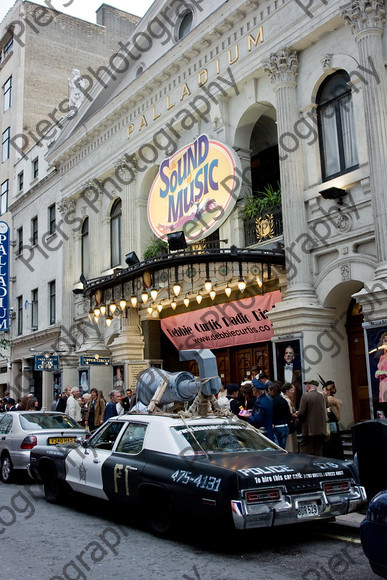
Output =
[{"x1": 0, "y1": 411, "x2": 86, "y2": 482}]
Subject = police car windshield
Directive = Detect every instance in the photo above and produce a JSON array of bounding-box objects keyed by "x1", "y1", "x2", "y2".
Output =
[{"x1": 171, "y1": 423, "x2": 279, "y2": 454}]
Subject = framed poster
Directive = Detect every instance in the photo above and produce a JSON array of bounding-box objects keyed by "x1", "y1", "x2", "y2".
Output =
[
  {"x1": 273, "y1": 337, "x2": 303, "y2": 407},
  {"x1": 364, "y1": 325, "x2": 387, "y2": 418},
  {"x1": 79, "y1": 369, "x2": 89, "y2": 393},
  {"x1": 113, "y1": 365, "x2": 125, "y2": 391}
]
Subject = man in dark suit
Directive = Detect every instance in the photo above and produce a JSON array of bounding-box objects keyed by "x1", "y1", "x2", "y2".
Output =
[
  {"x1": 121, "y1": 388, "x2": 133, "y2": 413},
  {"x1": 56, "y1": 386, "x2": 72, "y2": 413},
  {"x1": 297, "y1": 379, "x2": 328, "y2": 456}
]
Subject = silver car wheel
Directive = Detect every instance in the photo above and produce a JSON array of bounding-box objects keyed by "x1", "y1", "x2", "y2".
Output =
[{"x1": 1, "y1": 455, "x2": 13, "y2": 483}]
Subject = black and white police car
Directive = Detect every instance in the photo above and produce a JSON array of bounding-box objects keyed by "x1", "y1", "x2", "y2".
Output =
[{"x1": 29, "y1": 412, "x2": 365, "y2": 534}]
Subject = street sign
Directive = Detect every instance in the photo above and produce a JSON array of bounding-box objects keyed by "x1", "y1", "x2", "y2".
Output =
[
  {"x1": 80, "y1": 355, "x2": 111, "y2": 366},
  {"x1": 34, "y1": 355, "x2": 60, "y2": 371}
]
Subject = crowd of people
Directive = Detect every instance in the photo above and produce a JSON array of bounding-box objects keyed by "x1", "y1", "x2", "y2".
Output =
[
  {"x1": 0, "y1": 369, "x2": 344, "y2": 458},
  {"x1": 217, "y1": 371, "x2": 344, "y2": 458}
]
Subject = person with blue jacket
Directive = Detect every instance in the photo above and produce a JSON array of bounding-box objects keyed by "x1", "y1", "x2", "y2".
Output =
[{"x1": 248, "y1": 379, "x2": 277, "y2": 443}]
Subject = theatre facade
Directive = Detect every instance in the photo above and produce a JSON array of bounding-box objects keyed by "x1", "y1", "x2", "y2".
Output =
[{"x1": 9, "y1": 0, "x2": 387, "y2": 427}]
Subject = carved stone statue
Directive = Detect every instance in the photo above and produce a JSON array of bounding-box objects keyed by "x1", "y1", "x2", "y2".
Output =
[{"x1": 68, "y1": 68, "x2": 86, "y2": 111}]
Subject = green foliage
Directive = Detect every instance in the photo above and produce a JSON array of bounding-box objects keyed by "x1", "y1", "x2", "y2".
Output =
[
  {"x1": 243, "y1": 183, "x2": 282, "y2": 219},
  {"x1": 143, "y1": 238, "x2": 168, "y2": 260},
  {"x1": 0, "y1": 335, "x2": 12, "y2": 358}
]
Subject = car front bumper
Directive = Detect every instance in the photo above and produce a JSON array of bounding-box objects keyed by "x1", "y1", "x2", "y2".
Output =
[{"x1": 231, "y1": 485, "x2": 367, "y2": 530}]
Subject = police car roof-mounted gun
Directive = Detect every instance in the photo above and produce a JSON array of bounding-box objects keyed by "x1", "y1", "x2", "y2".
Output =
[{"x1": 136, "y1": 349, "x2": 223, "y2": 416}]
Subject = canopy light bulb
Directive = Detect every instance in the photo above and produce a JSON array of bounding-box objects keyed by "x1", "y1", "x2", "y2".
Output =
[
  {"x1": 173, "y1": 283, "x2": 181, "y2": 297},
  {"x1": 119, "y1": 299, "x2": 127, "y2": 310},
  {"x1": 210, "y1": 289, "x2": 216, "y2": 300},
  {"x1": 93, "y1": 307, "x2": 101, "y2": 317},
  {"x1": 225, "y1": 285, "x2": 232, "y2": 297},
  {"x1": 204, "y1": 279, "x2": 212, "y2": 292},
  {"x1": 109, "y1": 303, "x2": 117, "y2": 315},
  {"x1": 130, "y1": 295, "x2": 138, "y2": 308},
  {"x1": 99, "y1": 304, "x2": 106, "y2": 316},
  {"x1": 157, "y1": 304, "x2": 163, "y2": 313},
  {"x1": 183, "y1": 296, "x2": 190, "y2": 307},
  {"x1": 150, "y1": 288, "x2": 158, "y2": 301},
  {"x1": 256, "y1": 275, "x2": 263, "y2": 288},
  {"x1": 141, "y1": 292, "x2": 149, "y2": 304},
  {"x1": 238, "y1": 278, "x2": 246, "y2": 292},
  {"x1": 196, "y1": 293, "x2": 203, "y2": 304},
  {"x1": 147, "y1": 306, "x2": 153, "y2": 315},
  {"x1": 171, "y1": 300, "x2": 177, "y2": 310},
  {"x1": 105, "y1": 316, "x2": 113, "y2": 327}
]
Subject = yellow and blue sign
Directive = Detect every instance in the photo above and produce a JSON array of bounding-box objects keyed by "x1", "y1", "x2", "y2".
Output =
[
  {"x1": 0, "y1": 222, "x2": 9, "y2": 332},
  {"x1": 147, "y1": 135, "x2": 241, "y2": 243}
]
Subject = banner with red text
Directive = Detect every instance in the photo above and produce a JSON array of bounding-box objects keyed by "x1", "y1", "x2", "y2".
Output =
[{"x1": 161, "y1": 290, "x2": 281, "y2": 351}]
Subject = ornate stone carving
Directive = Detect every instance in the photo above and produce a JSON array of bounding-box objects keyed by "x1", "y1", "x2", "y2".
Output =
[
  {"x1": 114, "y1": 153, "x2": 138, "y2": 180},
  {"x1": 262, "y1": 48, "x2": 299, "y2": 85},
  {"x1": 83, "y1": 179, "x2": 103, "y2": 202},
  {"x1": 341, "y1": 0, "x2": 386, "y2": 34},
  {"x1": 336, "y1": 213, "x2": 352, "y2": 233},
  {"x1": 340, "y1": 263, "x2": 351, "y2": 281},
  {"x1": 57, "y1": 198, "x2": 76, "y2": 216},
  {"x1": 321, "y1": 53, "x2": 333, "y2": 70}
]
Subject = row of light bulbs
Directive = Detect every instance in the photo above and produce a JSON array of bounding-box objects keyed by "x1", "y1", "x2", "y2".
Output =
[{"x1": 90, "y1": 274, "x2": 264, "y2": 325}]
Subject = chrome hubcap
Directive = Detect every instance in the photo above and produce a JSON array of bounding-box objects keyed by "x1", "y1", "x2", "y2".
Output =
[{"x1": 2, "y1": 458, "x2": 10, "y2": 480}]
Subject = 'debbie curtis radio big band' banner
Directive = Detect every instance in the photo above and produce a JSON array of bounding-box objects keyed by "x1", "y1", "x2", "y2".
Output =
[{"x1": 161, "y1": 290, "x2": 281, "y2": 351}]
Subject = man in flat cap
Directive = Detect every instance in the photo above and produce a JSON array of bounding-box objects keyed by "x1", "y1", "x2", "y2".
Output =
[{"x1": 297, "y1": 379, "x2": 328, "y2": 456}]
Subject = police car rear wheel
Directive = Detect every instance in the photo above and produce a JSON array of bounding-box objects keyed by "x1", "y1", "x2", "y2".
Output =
[{"x1": 146, "y1": 490, "x2": 174, "y2": 536}]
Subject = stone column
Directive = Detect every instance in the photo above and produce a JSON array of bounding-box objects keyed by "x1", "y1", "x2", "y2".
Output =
[
  {"x1": 342, "y1": 0, "x2": 387, "y2": 278},
  {"x1": 262, "y1": 48, "x2": 316, "y2": 301},
  {"x1": 41, "y1": 371, "x2": 52, "y2": 411},
  {"x1": 109, "y1": 307, "x2": 145, "y2": 361}
]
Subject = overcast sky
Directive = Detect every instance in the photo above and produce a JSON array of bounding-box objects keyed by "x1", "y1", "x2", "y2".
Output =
[{"x1": 0, "y1": 0, "x2": 155, "y2": 24}]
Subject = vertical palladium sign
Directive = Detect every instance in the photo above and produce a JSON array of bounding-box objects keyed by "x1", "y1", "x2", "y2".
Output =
[{"x1": 0, "y1": 222, "x2": 9, "y2": 332}]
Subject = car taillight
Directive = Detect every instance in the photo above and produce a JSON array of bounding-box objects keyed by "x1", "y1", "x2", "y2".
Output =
[
  {"x1": 20, "y1": 435, "x2": 37, "y2": 450},
  {"x1": 323, "y1": 481, "x2": 350, "y2": 495},
  {"x1": 245, "y1": 488, "x2": 281, "y2": 504}
]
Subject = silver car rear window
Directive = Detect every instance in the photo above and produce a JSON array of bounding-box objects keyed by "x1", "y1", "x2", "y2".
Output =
[{"x1": 19, "y1": 413, "x2": 79, "y2": 430}]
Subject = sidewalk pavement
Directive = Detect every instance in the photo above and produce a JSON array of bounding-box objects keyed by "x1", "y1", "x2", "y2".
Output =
[{"x1": 333, "y1": 510, "x2": 365, "y2": 529}]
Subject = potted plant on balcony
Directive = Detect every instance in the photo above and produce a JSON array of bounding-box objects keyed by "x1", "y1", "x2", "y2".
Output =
[
  {"x1": 143, "y1": 238, "x2": 168, "y2": 260},
  {"x1": 243, "y1": 183, "x2": 282, "y2": 219}
]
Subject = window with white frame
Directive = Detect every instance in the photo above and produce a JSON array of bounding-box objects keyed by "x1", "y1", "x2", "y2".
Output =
[
  {"x1": 49, "y1": 280, "x2": 56, "y2": 325},
  {"x1": 3, "y1": 76, "x2": 12, "y2": 112},
  {"x1": 317, "y1": 70, "x2": 358, "y2": 181},
  {"x1": 0, "y1": 180, "x2": 8, "y2": 215},
  {"x1": 17, "y1": 227, "x2": 23, "y2": 255},
  {"x1": 32, "y1": 158, "x2": 39, "y2": 179},
  {"x1": 18, "y1": 171, "x2": 24, "y2": 192},
  {"x1": 81, "y1": 218, "x2": 90, "y2": 279},
  {"x1": 2, "y1": 128, "x2": 10, "y2": 162},
  {"x1": 17, "y1": 295, "x2": 23, "y2": 336},
  {"x1": 48, "y1": 204, "x2": 56, "y2": 235},
  {"x1": 31, "y1": 216, "x2": 38, "y2": 245},
  {"x1": 110, "y1": 199, "x2": 122, "y2": 268},
  {"x1": 31, "y1": 289, "x2": 38, "y2": 330}
]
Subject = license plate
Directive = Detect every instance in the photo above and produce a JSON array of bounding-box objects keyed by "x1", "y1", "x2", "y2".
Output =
[
  {"x1": 48, "y1": 437, "x2": 76, "y2": 445},
  {"x1": 297, "y1": 501, "x2": 319, "y2": 518}
]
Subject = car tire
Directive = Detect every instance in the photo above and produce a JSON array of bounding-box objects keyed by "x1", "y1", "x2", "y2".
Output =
[
  {"x1": 42, "y1": 464, "x2": 68, "y2": 504},
  {"x1": 1, "y1": 454, "x2": 14, "y2": 483},
  {"x1": 146, "y1": 490, "x2": 175, "y2": 537}
]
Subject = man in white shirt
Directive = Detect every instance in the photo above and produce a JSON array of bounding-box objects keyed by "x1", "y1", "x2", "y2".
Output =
[{"x1": 65, "y1": 387, "x2": 82, "y2": 424}]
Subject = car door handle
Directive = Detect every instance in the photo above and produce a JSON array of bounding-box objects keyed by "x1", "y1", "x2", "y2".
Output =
[
  {"x1": 128, "y1": 466, "x2": 138, "y2": 472},
  {"x1": 1, "y1": 437, "x2": 5, "y2": 440},
  {"x1": 93, "y1": 459, "x2": 101, "y2": 463}
]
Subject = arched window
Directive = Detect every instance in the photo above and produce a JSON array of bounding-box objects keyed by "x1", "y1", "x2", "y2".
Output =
[
  {"x1": 81, "y1": 218, "x2": 89, "y2": 279},
  {"x1": 178, "y1": 11, "x2": 193, "y2": 40},
  {"x1": 317, "y1": 70, "x2": 358, "y2": 181},
  {"x1": 111, "y1": 199, "x2": 122, "y2": 268}
]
